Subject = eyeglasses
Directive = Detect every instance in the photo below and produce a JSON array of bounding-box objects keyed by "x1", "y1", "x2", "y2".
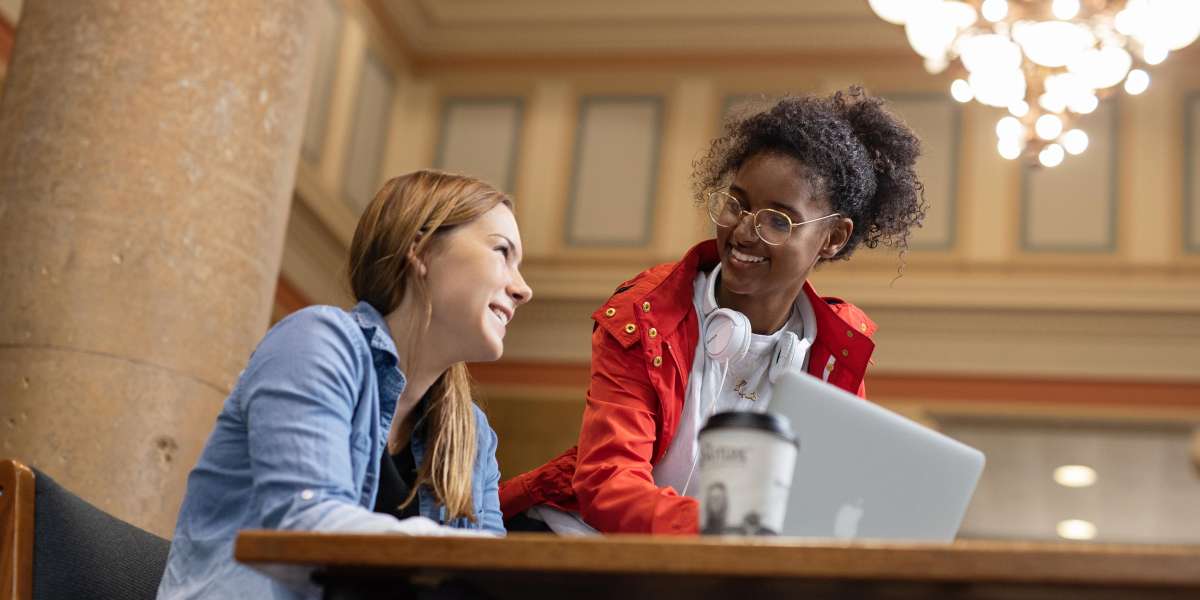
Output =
[{"x1": 705, "y1": 191, "x2": 840, "y2": 246}]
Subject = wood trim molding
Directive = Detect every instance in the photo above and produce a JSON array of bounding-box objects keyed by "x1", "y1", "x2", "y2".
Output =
[
  {"x1": 272, "y1": 275, "x2": 312, "y2": 322},
  {"x1": 468, "y1": 360, "x2": 1200, "y2": 409},
  {"x1": 0, "y1": 459, "x2": 35, "y2": 600},
  {"x1": 0, "y1": 11, "x2": 14, "y2": 67}
]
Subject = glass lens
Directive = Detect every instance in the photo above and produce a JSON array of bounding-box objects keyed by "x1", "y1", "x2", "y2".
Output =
[
  {"x1": 707, "y1": 192, "x2": 742, "y2": 227},
  {"x1": 755, "y1": 209, "x2": 793, "y2": 244}
]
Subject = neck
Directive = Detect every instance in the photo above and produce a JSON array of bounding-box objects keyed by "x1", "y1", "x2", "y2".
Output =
[
  {"x1": 384, "y1": 298, "x2": 454, "y2": 452},
  {"x1": 715, "y1": 274, "x2": 803, "y2": 335}
]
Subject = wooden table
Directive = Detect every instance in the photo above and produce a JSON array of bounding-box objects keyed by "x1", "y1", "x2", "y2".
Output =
[{"x1": 235, "y1": 531, "x2": 1200, "y2": 599}]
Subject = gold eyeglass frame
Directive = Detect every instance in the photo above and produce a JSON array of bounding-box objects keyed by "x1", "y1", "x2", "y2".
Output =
[{"x1": 706, "y1": 190, "x2": 840, "y2": 246}]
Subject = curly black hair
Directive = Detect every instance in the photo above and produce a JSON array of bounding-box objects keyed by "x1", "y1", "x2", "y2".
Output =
[{"x1": 693, "y1": 87, "x2": 926, "y2": 261}]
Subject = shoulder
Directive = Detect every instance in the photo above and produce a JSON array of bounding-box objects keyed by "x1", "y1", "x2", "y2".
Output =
[
  {"x1": 821, "y1": 297, "x2": 878, "y2": 337},
  {"x1": 251, "y1": 305, "x2": 369, "y2": 369},
  {"x1": 591, "y1": 242, "x2": 714, "y2": 348}
]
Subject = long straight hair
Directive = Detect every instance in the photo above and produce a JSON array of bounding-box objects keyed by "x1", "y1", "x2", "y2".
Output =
[{"x1": 347, "y1": 170, "x2": 511, "y2": 522}]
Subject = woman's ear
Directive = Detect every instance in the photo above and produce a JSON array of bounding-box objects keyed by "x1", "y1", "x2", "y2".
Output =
[
  {"x1": 406, "y1": 234, "x2": 428, "y2": 278},
  {"x1": 819, "y1": 217, "x2": 854, "y2": 259}
]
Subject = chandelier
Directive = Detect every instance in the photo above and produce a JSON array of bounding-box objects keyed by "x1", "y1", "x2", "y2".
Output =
[{"x1": 868, "y1": 0, "x2": 1200, "y2": 166}]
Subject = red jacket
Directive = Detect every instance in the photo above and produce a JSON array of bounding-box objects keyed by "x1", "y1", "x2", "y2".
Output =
[{"x1": 499, "y1": 240, "x2": 877, "y2": 534}]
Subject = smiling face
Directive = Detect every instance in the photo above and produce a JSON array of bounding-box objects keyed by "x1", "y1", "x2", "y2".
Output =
[
  {"x1": 715, "y1": 152, "x2": 852, "y2": 330},
  {"x1": 422, "y1": 204, "x2": 532, "y2": 363}
]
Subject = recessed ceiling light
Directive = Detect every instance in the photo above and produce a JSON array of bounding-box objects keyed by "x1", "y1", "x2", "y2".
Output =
[
  {"x1": 1057, "y1": 519, "x2": 1097, "y2": 540},
  {"x1": 1053, "y1": 465, "x2": 1097, "y2": 488}
]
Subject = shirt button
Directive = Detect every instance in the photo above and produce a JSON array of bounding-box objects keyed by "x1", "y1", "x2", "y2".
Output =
[
  {"x1": 625, "y1": 323, "x2": 637, "y2": 334},
  {"x1": 648, "y1": 327, "x2": 658, "y2": 338},
  {"x1": 642, "y1": 302, "x2": 651, "y2": 313},
  {"x1": 605, "y1": 308, "x2": 616, "y2": 317},
  {"x1": 300, "y1": 489, "x2": 315, "y2": 501}
]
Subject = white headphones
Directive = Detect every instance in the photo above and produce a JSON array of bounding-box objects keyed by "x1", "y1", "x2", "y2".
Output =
[{"x1": 701, "y1": 266, "x2": 809, "y2": 384}]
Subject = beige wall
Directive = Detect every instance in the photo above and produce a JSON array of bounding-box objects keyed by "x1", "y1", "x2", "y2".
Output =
[{"x1": 287, "y1": 32, "x2": 1200, "y2": 380}]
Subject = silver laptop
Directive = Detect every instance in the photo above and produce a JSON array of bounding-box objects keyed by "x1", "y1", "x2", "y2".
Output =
[{"x1": 770, "y1": 371, "x2": 985, "y2": 541}]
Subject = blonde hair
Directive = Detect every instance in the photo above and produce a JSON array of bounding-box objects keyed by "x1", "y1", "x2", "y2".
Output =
[{"x1": 348, "y1": 169, "x2": 512, "y2": 522}]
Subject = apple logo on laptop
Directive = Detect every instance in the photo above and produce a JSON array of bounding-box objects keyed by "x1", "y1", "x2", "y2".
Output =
[{"x1": 833, "y1": 498, "x2": 865, "y2": 539}]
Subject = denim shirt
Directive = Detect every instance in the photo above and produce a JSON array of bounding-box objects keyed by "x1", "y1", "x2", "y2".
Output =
[{"x1": 157, "y1": 302, "x2": 504, "y2": 600}]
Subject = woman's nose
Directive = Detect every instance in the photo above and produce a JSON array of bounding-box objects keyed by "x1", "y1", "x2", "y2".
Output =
[
  {"x1": 509, "y1": 269, "x2": 533, "y2": 306},
  {"x1": 731, "y1": 210, "x2": 759, "y2": 244}
]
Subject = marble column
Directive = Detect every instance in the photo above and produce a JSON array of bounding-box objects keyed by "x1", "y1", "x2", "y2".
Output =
[{"x1": 0, "y1": 1, "x2": 317, "y2": 536}]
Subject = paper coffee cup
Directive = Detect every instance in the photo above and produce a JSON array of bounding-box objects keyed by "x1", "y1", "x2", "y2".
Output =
[{"x1": 698, "y1": 411, "x2": 799, "y2": 535}]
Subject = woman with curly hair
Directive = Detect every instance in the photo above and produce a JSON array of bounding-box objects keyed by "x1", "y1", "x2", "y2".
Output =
[{"x1": 500, "y1": 87, "x2": 926, "y2": 535}]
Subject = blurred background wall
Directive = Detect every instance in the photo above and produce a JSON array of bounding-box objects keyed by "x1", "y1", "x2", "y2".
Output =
[{"x1": 1, "y1": 0, "x2": 1197, "y2": 543}]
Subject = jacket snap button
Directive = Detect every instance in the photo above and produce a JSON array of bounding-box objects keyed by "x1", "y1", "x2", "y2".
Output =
[
  {"x1": 625, "y1": 323, "x2": 637, "y2": 334},
  {"x1": 642, "y1": 302, "x2": 651, "y2": 313},
  {"x1": 648, "y1": 327, "x2": 657, "y2": 338},
  {"x1": 605, "y1": 307, "x2": 616, "y2": 317},
  {"x1": 841, "y1": 349, "x2": 849, "y2": 358},
  {"x1": 653, "y1": 356, "x2": 663, "y2": 367},
  {"x1": 846, "y1": 330, "x2": 854, "y2": 338}
]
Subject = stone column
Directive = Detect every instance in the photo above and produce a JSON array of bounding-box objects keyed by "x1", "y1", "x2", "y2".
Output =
[{"x1": 0, "y1": 2, "x2": 317, "y2": 537}]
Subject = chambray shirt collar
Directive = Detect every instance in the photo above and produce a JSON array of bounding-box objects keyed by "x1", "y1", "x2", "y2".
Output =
[{"x1": 350, "y1": 301, "x2": 405, "y2": 430}]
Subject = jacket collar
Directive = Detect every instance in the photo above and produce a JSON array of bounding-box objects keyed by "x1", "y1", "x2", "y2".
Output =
[{"x1": 596, "y1": 239, "x2": 875, "y2": 363}]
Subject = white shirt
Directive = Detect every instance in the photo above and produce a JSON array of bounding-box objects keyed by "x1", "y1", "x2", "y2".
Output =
[
  {"x1": 531, "y1": 264, "x2": 817, "y2": 534},
  {"x1": 651, "y1": 264, "x2": 817, "y2": 498}
]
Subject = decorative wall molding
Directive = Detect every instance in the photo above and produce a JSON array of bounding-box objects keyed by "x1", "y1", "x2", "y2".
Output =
[
  {"x1": 884, "y1": 94, "x2": 961, "y2": 252},
  {"x1": 301, "y1": 0, "x2": 345, "y2": 164},
  {"x1": 1186, "y1": 91, "x2": 1200, "y2": 254},
  {"x1": 342, "y1": 48, "x2": 396, "y2": 215},
  {"x1": 1020, "y1": 100, "x2": 1120, "y2": 253},
  {"x1": 564, "y1": 95, "x2": 663, "y2": 247},
  {"x1": 434, "y1": 96, "x2": 525, "y2": 192}
]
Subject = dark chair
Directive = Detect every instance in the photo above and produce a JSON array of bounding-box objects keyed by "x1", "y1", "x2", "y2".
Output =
[{"x1": 1, "y1": 459, "x2": 170, "y2": 600}]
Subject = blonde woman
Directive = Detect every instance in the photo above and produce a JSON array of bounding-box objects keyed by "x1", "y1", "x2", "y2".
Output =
[{"x1": 158, "y1": 171, "x2": 532, "y2": 599}]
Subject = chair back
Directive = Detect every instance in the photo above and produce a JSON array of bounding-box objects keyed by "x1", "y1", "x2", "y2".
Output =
[
  {"x1": 1, "y1": 459, "x2": 35, "y2": 600},
  {"x1": 1, "y1": 459, "x2": 170, "y2": 600}
]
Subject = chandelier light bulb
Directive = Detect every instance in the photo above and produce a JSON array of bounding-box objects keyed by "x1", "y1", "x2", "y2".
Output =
[
  {"x1": 1142, "y1": 44, "x2": 1168, "y2": 65},
  {"x1": 959, "y1": 34, "x2": 1023, "y2": 73},
  {"x1": 924, "y1": 55, "x2": 951, "y2": 74},
  {"x1": 1040, "y1": 92, "x2": 1068, "y2": 113},
  {"x1": 867, "y1": 0, "x2": 932, "y2": 25},
  {"x1": 950, "y1": 79, "x2": 974, "y2": 103},
  {"x1": 1068, "y1": 46, "x2": 1132, "y2": 89},
  {"x1": 969, "y1": 68, "x2": 1026, "y2": 108},
  {"x1": 1124, "y1": 69, "x2": 1150, "y2": 95},
  {"x1": 1036, "y1": 114, "x2": 1064, "y2": 140},
  {"x1": 1013, "y1": 21, "x2": 1096, "y2": 68},
  {"x1": 1062, "y1": 129, "x2": 1090, "y2": 155},
  {"x1": 981, "y1": 0, "x2": 1008, "y2": 22},
  {"x1": 1039, "y1": 143, "x2": 1066, "y2": 167},
  {"x1": 1069, "y1": 93, "x2": 1100, "y2": 114},
  {"x1": 998, "y1": 137, "x2": 1023, "y2": 160},
  {"x1": 996, "y1": 116, "x2": 1025, "y2": 140},
  {"x1": 905, "y1": 1, "x2": 978, "y2": 59},
  {"x1": 1052, "y1": 0, "x2": 1081, "y2": 20},
  {"x1": 868, "y1": 0, "x2": 1200, "y2": 162}
]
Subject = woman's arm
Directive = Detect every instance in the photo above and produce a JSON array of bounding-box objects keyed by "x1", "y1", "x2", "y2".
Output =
[
  {"x1": 474, "y1": 407, "x2": 506, "y2": 535},
  {"x1": 572, "y1": 327, "x2": 699, "y2": 535},
  {"x1": 239, "y1": 308, "x2": 411, "y2": 533}
]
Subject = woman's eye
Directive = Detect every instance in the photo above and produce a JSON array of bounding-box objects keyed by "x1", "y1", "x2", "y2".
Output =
[{"x1": 495, "y1": 245, "x2": 510, "y2": 258}]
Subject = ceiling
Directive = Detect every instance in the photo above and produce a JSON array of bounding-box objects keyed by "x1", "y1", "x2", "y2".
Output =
[{"x1": 375, "y1": 0, "x2": 910, "y2": 57}]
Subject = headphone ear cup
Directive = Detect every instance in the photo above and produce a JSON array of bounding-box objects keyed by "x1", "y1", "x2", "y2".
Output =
[
  {"x1": 769, "y1": 331, "x2": 806, "y2": 384},
  {"x1": 703, "y1": 308, "x2": 751, "y2": 364}
]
